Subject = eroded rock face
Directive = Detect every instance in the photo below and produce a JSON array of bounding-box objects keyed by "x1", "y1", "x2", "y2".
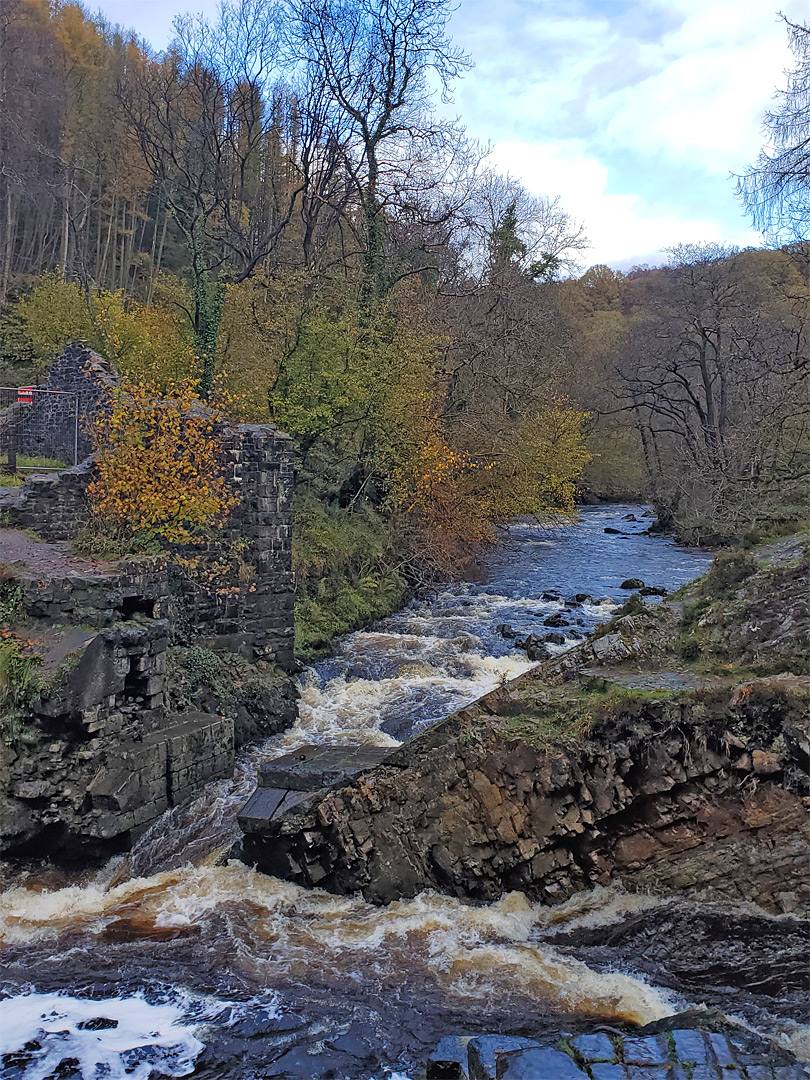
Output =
[{"x1": 241, "y1": 686, "x2": 810, "y2": 910}]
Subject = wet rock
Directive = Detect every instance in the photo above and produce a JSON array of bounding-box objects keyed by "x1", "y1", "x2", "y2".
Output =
[
  {"x1": 706, "y1": 1033, "x2": 735, "y2": 1068},
  {"x1": 542, "y1": 632, "x2": 567, "y2": 646},
  {"x1": 496, "y1": 1046, "x2": 585, "y2": 1079},
  {"x1": 623, "y1": 514, "x2": 638, "y2": 521},
  {"x1": 526, "y1": 643, "x2": 554, "y2": 661},
  {"x1": 542, "y1": 591, "x2": 562, "y2": 601},
  {"x1": 467, "y1": 1035, "x2": 540, "y2": 1079},
  {"x1": 590, "y1": 1066, "x2": 628, "y2": 1080},
  {"x1": 76, "y1": 1017, "x2": 118, "y2": 1031},
  {"x1": 544, "y1": 614, "x2": 570, "y2": 628},
  {"x1": 326, "y1": 1022, "x2": 378, "y2": 1061},
  {"x1": 604, "y1": 527, "x2": 622, "y2": 534},
  {"x1": 571, "y1": 1033, "x2": 616, "y2": 1062},
  {"x1": 221, "y1": 1007, "x2": 305, "y2": 1037},
  {"x1": 622, "y1": 1036, "x2": 669, "y2": 1066},
  {"x1": 671, "y1": 1029, "x2": 709, "y2": 1064},
  {"x1": 620, "y1": 578, "x2": 645, "y2": 590},
  {"x1": 427, "y1": 1035, "x2": 472, "y2": 1079},
  {"x1": 639, "y1": 586, "x2": 668, "y2": 597},
  {"x1": 570, "y1": 594, "x2": 593, "y2": 604},
  {"x1": 263, "y1": 1044, "x2": 350, "y2": 1077},
  {"x1": 497, "y1": 624, "x2": 518, "y2": 639}
]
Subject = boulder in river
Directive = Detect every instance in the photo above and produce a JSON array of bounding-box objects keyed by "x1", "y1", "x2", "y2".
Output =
[
  {"x1": 525, "y1": 641, "x2": 553, "y2": 661},
  {"x1": 604, "y1": 527, "x2": 622, "y2": 534},
  {"x1": 620, "y1": 577, "x2": 645, "y2": 589},
  {"x1": 541, "y1": 591, "x2": 562, "y2": 602},
  {"x1": 570, "y1": 593, "x2": 592, "y2": 604},
  {"x1": 544, "y1": 613, "x2": 569, "y2": 627},
  {"x1": 542, "y1": 632, "x2": 566, "y2": 646},
  {"x1": 640, "y1": 586, "x2": 668, "y2": 597},
  {"x1": 496, "y1": 623, "x2": 518, "y2": 638}
]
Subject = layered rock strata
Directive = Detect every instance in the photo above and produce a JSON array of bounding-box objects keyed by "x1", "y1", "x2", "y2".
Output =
[{"x1": 241, "y1": 678, "x2": 810, "y2": 910}]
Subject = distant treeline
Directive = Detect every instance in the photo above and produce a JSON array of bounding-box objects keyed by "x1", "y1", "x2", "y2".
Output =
[{"x1": 1, "y1": 0, "x2": 807, "y2": 648}]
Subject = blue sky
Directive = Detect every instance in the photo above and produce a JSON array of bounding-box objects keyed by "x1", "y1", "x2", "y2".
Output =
[{"x1": 91, "y1": 0, "x2": 803, "y2": 269}]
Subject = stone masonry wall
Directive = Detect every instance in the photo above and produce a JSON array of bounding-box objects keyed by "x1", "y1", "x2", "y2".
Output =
[
  {"x1": 0, "y1": 342, "x2": 116, "y2": 467},
  {"x1": 0, "y1": 459, "x2": 94, "y2": 541},
  {"x1": 0, "y1": 551, "x2": 236, "y2": 855}
]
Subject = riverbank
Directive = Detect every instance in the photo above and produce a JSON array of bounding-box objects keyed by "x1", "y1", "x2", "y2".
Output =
[
  {"x1": 2, "y1": 510, "x2": 806, "y2": 1080},
  {"x1": 242, "y1": 530, "x2": 809, "y2": 908}
]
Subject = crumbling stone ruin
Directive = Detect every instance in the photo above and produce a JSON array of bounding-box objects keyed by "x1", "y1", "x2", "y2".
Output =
[{"x1": 1, "y1": 343, "x2": 295, "y2": 859}]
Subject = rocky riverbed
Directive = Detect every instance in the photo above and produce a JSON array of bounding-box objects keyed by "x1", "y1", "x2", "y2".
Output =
[{"x1": 2, "y1": 507, "x2": 808, "y2": 1080}]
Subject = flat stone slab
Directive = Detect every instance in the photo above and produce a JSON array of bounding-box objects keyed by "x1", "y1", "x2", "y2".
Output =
[
  {"x1": 257, "y1": 744, "x2": 394, "y2": 792},
  {"x1": 238, "y1": 787, "x2": 314, "y2": 833}
]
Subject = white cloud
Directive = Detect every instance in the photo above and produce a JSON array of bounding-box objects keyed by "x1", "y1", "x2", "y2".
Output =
[
  {"x1": 454, "y1": 0, "x2": 803, "y2": 173},
  {"x1": 489, "y1": 139, "x2": 762, "y2": 269},
  {"x1": 595, "y1": 2, "x2": 801, "y2": 173}
]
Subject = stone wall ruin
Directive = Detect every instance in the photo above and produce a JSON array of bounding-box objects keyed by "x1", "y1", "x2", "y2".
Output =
[{"x1": 1, "y1": 343, "x2": 295, "y2": 858}]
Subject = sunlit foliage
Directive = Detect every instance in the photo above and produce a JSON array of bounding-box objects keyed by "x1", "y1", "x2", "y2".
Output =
[{"x1": 88, "y1": 379, "x2": 237, "y2": 548}]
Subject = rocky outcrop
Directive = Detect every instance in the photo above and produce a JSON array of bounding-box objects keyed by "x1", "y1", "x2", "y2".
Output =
[{"x1": 241, "y1": 679, "x2": 810, "y2": 910}]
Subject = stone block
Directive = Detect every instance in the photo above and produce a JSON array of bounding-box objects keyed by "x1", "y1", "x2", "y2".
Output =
[
  {"x1": 571, "y1": 1033, "x2": 616, "y2": 1063},
  {"x1": 672, "y1": 1030, "x2": 709, "y2": 1065},
  {"x1": 622, "y1": 1037, "x2": 669, "y2": 1066},
  {"x1": 707, "y1": 1034, "x2": 736, "y2": 1068},
  {"x1": 495, "y1": 1047, "x2": 585, "y2": 1079},
  {"x1": 467, "y1": 1036, "x2": 540, "y2": 1080},
  {"x1": 590, "y1": 1066, "x2": 628, "y2": 1080},
  {"x1": 258, "y1": 744, "x2": 393, "y2": 792}
]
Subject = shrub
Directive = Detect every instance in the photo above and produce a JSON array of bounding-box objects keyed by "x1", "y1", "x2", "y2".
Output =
[
  {"x1": 87, "y1": 379, "x2": 237, "y2": 549},
  {"x1": 703, "y1": 549, "x2": 757, "y2": 596}
]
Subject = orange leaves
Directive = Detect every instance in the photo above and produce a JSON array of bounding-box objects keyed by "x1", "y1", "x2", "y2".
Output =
[{"x1": 88, "y1": 378, "x2": 238, "y2": 547}]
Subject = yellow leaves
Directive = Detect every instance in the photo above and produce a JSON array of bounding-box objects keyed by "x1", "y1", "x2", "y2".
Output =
[
  {"x1": 88, "y1": 378, "x2": 238, "y2": 546},
  {"x1": 18, "y1": 275, "x2": 196, "y2": 389}
]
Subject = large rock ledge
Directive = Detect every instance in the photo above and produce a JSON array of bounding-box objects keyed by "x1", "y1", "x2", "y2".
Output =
[{"x1": 241, "y1": 679, "x2": 810, "y2": 911}]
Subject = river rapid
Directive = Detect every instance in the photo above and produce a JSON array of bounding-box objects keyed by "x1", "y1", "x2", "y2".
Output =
[{"x1": 2, "y1": 506, "x2": 807, "y2": 1080}]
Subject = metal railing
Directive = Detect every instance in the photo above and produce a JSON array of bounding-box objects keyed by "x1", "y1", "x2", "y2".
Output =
[{"x1": 0, "y1": 386, "x2": 79, "y2": 474}]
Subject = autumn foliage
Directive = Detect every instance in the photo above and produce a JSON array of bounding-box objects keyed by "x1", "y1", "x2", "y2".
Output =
[{"x1": 88, "y1": 379, "x2": 237, "y2": 548}]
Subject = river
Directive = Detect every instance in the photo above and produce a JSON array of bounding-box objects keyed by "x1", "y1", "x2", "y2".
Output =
[{"x1": 2, "y1": 505, "x2": 807, "y2": 1080}]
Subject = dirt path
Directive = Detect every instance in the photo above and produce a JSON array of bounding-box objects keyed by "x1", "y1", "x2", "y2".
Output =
[{"x1": 0, "y1": 528, "x2": 115, "y2": 579}]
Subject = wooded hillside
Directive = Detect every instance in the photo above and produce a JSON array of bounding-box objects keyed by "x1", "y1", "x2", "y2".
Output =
[{"x1": 1, "y1": 0, "x2": 807, "y2": 649}]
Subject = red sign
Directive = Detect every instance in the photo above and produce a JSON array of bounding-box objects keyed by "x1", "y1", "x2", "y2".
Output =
[{"x1": 18, "y1": 386, "x2": 34, "y2": 405}]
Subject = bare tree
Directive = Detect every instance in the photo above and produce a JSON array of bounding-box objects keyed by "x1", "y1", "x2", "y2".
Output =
[
  {"x1": 466, "y1": 170, "x2": 588, "y2": 283},
  {"x1": 737, "y1": 16, "x2": 810, "y2": 243},
  {"x1": 614, "y1": 245, "x2": 809, "y2": 537},
  {"x1": 120, "y1": 0, "x2": 337, "y2": 392},
  {"x1": 285, "y1": 0, "x2": 473, "y2": 297}
]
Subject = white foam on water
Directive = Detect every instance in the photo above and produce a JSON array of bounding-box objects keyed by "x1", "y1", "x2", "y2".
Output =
[
  {"x1": 284, "y1": 649, "x2": 533, "y2": 750},
  {"x1": 0, "y1": 990, "x2": 205, "y2": 1080},
  {"x1": 0, "y1": 867, "x2": 674, "y2": 1027}
]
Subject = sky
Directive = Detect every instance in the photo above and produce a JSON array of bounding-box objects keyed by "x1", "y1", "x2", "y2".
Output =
[{"x1": 89, "y1": 0, "x2": 803, "y2": 270}]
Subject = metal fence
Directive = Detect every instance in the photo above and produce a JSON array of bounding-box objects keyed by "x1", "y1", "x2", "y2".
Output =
[{"x1": 0, "y1": 386, "x2": 79, "y2": 474}]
